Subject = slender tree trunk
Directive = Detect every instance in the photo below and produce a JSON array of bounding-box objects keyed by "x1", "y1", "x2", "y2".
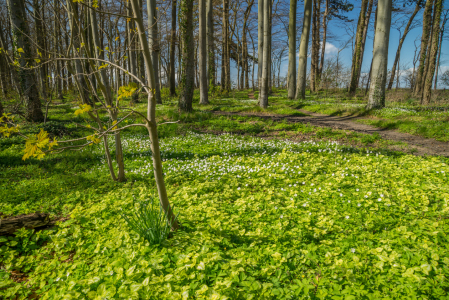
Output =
[
  {"x1": 258, "y1": 0, "x2": 264, "y2": 91},
  {"x1": 199, "y1": 0, "x2": 208, "y2": 104},
  {"x1": 148, "y1": 0, "x2": 162, "y2": 103},
  {"x1": 206, "y1": 0, "x2": 215, "y2": 87},
  {"x1": 434, "y1": 12, "x2": 447, "y2": 90},
  {"x1": 54, "y1": 0, "x2": 63, "y2": 100},
  {"x1": 129, "y1": 0, "x2": 178, "y2": 230},
  {"x1": 287, "y1": 0, "x2": 297, "y2": 99},
  {"x1": 7, "y1": 0, "x2": 44, "y2": 122},
  {"x1": 178, "y1": 0, "x2": 195, "y2": 112},
  {"x1": 33, "y1": 0, "x2": 48, "y2": 101},
  {"x1": 169, "y1": 0, "x2": 177, "y2": 96},
  {"x1": 367, "y1": 0, "x2": 392, "y2": 109},
  {"x1": 296, "y1": 0, "x2": 312, "y2": 100},
  {"x1": 349, "y1": 0, "x2": 370, "y2": 93},
  {"x1": 318, "y1": 0, "x2": 329, "y2": 85},
  {"x1": 259, "y1": 0, "x2": 270, "y2": 108},
  {"x1": 414, "y1": 0, "x2": 433, "y2": 96},
  {"x1": 422, "y1": 0, "x2": 443, "y2": 104},
  {"x1": 387, "y1": 1, "x2": 421, "y2": 90},
  {"x1": 310, "y1": 0, "x2": 320, "y2": 92}
]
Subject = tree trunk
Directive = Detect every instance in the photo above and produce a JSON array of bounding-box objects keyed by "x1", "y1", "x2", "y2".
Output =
[
  {"x1": 258, "y1": 0, "x2": 264, "y2": 91},
  {"x1": 367, "y1": 0, "x2": 392, "y2": 110},
  {"x1": 422, "y1": 0, "x2": 443, "y2": 104},
  {"x1": 434, "y1": 12, "x2": 447, "y2": 90},
  {"x1": 129, "y1": 0, "x2": 178, "y2": 230},
  {"x1": 318, "y1": 0, "x2": 329, "y2": 86},
  {"x1": 7, "y1": 0, "x2": 44, "y2": 122},
  {"x1": 54, "y1": 0, "x2": 63, "y2": 100},
  {"x1": 259, "y1": 0, "x2": 270, "y2": 108},
  {"x1": 148, "y1": 0, "x2": 162, "y2": 104},
  {"x1": 128, "y1": 2, "x2": 139, "y2": 103},
  {"x1": 387, "y1": 1, "x2": 421, "y2": 90},
  {"x1": 310, "y1": 0, "x2": 320, "y2": 92},
  {"x1": 206, "y1": 0, "x2": 215, "y2": 87},
  {"x1": 178, "y1": 0, "x2": 195, "y2": 112},
  {"x1": 349, "y1": 0, "x2": 371, "y2": 93},
  {"x1": 199, "y1": 0, "x2": 208, "y2": 104},
  {"x1": 169, "y1": 0, "x2": 177, "y2": 96},
  {"x1": 414, "y1": 0, "x2": 433, "y2": 96},
  {"x1": 33, "y1": 0, "x2": 48, "y2": 101},
  {"x1": 287, "y1": 0, "x2": 297, "y2": 99},
  {"x1": 296, "y1": 0, "x2": 312, "y2": 100}
]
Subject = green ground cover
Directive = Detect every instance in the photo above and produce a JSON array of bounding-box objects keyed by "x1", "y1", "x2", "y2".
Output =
[
  {"x1": 296, "y1": 94, "x2": 449, "y2": 142},
  {"x1": 1, "y1": 93, "x2": 449, "y2": 299}
]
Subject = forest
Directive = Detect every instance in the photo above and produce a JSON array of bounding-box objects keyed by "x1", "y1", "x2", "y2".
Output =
[{"x1": 0, "y1": 0, "x2": 449, "y2": 298}]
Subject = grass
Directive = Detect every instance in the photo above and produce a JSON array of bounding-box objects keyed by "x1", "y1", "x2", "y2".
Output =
[{"x1": 1, "y1": 89, "x2": 449, "y2": 299}]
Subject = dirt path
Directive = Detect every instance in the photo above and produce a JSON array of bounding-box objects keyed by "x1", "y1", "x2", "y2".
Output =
[{"x1": 212, "y1": 110, "x2": 449, "y2": 157}]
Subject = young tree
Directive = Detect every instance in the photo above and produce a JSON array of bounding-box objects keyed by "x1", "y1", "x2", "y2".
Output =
[
  {"x1": 287, "y1": 0, "x2": 297, "y2": 99},
  {"x1": 387, "y1": 0, "x2": 423, "y2": 90},
  {"x1": 199, "y1": 0, "x2": 208, "y2": 104},
  {"x1": 367, "y1": 0, "x2": 392, "y2": 109},
  {"x1": 7, "y1": 0, "x2": 44, "y2": 122},
  {"x1": 130, "y1": 0, "x2": 179, "y2": 229},
  {"x1": 296, "y1": 0, "x2": 312, "y2": 100},
  {"x1": 178, "y1": 0, "x2": 195, "y2": 112}
]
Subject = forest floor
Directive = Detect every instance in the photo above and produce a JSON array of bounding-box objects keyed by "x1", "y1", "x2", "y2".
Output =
[
  {"x1": 211, "y1": 109, "x2": 449, "y2": 157},
  {"x1": 1, "y1": 89, "x2": 449, "y2": 299}
]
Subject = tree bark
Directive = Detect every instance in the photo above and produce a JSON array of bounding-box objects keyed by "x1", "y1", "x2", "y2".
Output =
[
  {"x1": 318, "y1": 0, "x2": 329, "y2": 85},
  {"x1": 367, "y1": 0, "x2": 392, "y2": 110},
  {"x1": 257, "y1": 0, "x2": 264, "y2": 91},
  {"x1": 169, "y1": 0, "x2": 177, "y2": 96},
  {"x1": 206, "y1": 0, "x2": 215, "y2": 87},
  {"x1": 349, "y1": 0, "x2": 372, "y2": 93},
  {"x1": 310, "y1": 0, "x2": 320, "y2": 92},
  {"x1": 414, "y1": 0, "x2": 433, "y2": 96},
  {"x1": 199, "y1": 0, "x2": 208, "y2": 104},
  {"x1": 296, "y1": 0, "x2": 312, "y2": 100},
  {"x1": 422, "y1": 0, "x2": 443, "y2": 104},
  {"x1": 129, "y1": 0, "x2": 179, "y2": 230},
  {"x1": 287, "y1": 0, "x2": 297, "y2": 99},
  {"x1": 148, "y1": 0, "x2": 162, "y2": 103},
  {"x1": 387, "y1": 1, "x2": 421, "y2": 90},
  {"x1": 178, "y1": 0, "x2": 195, "y2": 112},
  {"x1": 7, "y1": 0, "x2": 44, "y2": 122},
  {"x1": 33, "y1": 0, "x2": 48, "y2": 101},
  {"x1": 259, "y1": 0, "x2": 270, "y2": 108}
]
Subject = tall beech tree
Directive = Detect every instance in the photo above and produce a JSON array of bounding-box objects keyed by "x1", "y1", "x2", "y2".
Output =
[
  {"x1": 414, "y1": 0, "x2": 433, "y2": 96},
  {"x1": 287, "y1": 0, "x2": 297, "y2": 99},
  {"x1": 349, "y1": 0, "x2": 374, "y2": 93},
  {"x1": 296, "y1": 0, "x2": 312, "y2": 100},
  {"x1": 259, "y1": 0, "x2": 270, "y2": 108},
  {"x1": 422, "y1": 0, "x2": 443, "y2": 104},
  {"x1": 199, "y1": 0, "x2": 208, "y2": 104},
  {"x1": 367, "y1": 0, "x2": 392, "y2": 109},
  {"x1": 178, "y1": 0, "x2": 195, "y2": 112},
  {"x1": 148, "y1": 0, "x2": 162, "y2": 103},
  {"x1": 7, "y1": 0, "x2": 44, "y2": 122}
]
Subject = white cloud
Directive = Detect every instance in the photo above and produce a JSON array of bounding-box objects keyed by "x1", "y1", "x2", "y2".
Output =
[{"x1": 324, "y1": 42, "x2": 338, "y2": 56}]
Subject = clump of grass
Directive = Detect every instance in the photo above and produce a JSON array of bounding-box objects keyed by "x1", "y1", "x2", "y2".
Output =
[{"x1": 121, "y1": 196, "x2": 178, "y2": 245}]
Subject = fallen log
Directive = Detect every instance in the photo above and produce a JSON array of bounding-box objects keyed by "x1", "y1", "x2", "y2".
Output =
[{"x1": 0, "y1": 213, "x2": 51, "y2": 235}]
